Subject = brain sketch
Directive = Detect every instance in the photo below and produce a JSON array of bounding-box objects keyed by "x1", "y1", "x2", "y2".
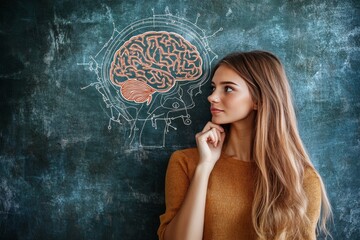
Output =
[
  {"x1": 81, "y1": 8, "x2": 221, "y2": 148},
  {"x1": 109, "y1": 31, "x2": 203, "y2": 105}
]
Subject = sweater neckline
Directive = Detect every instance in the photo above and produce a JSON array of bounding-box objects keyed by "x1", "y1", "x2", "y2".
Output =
[{"x1": 220, "y1": 151, "x2": 256, "y2": 165}]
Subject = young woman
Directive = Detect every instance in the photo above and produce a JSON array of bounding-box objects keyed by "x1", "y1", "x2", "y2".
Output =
[{"x1": 157, "y1": 50, "x2": 332, "y2": 240}]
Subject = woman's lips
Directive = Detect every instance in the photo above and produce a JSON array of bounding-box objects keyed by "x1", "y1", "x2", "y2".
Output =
[{"x1": 210, "y1": 107, "x2": 224, "y2": 114}]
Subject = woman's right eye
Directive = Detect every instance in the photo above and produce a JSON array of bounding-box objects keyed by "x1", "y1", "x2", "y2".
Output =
[{"x1": 224, "y1": 86, "x2": 234, "y2": 92}]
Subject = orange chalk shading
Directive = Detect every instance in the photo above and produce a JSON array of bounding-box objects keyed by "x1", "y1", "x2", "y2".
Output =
[
  {"x1": 109, "y1": 31, "x2": 203, "y2": 105},
  {"x1": 119, "y1": 79, "x2": 156, "y2": 105}
]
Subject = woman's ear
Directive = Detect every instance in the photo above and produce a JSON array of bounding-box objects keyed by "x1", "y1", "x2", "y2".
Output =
[{"x1": 253, "y1": 102, "x2": 258, "y2": 110}]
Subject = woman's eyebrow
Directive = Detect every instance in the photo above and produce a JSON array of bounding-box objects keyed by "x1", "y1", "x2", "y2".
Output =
[{"x1": 211, "y1": 81, "x2": 240, "y2": 86}]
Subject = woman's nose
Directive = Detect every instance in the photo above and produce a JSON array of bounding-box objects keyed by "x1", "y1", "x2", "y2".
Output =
[{"x1": 208, "y1": 92, "x2": 219, "y2": 103}]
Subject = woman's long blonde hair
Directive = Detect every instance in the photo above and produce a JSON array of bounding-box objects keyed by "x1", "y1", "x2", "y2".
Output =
[{"x1": 214, "y1": 51, "x2": 332, "y2": 239}]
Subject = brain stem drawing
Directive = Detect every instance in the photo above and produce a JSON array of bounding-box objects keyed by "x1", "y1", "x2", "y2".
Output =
[{"x1": 109, "y1": 31, "x2": 203, "y2": 105}]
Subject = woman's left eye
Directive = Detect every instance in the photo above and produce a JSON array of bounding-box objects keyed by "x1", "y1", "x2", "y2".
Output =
[{"x1": 225, "y1": 86, "x2": 233, "y2": 92}]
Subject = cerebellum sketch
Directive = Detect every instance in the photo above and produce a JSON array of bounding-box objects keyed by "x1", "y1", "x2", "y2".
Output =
[{"x1": 80, "y1": 7, "x2": 221, "y2": 148}]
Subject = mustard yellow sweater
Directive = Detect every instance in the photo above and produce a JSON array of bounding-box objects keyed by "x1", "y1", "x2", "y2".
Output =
[{"x1": 158, "y1": 148, "x2": 322, "y2": 240}]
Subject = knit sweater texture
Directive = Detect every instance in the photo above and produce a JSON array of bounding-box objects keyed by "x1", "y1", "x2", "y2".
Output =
[{"x1": 158, "y1": 148, "x2": 322, "y2": 240}]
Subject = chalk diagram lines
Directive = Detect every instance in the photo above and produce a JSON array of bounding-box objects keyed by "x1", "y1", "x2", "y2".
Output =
[{"x1": 80, "y1": 7, "x2": 222, "y2": 148}]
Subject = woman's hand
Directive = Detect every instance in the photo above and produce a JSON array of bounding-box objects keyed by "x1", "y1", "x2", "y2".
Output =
[{"x1": 195, "y1": 122, "x2": 226, "y2": 170}]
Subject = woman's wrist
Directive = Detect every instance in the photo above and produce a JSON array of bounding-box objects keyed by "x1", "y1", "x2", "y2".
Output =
[{"x1": 195, "y1": 161, "x2": 215, "y2": 176}]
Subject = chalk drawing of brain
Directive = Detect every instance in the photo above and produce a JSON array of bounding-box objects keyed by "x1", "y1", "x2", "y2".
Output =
[{"x1": 109, "y1": 31, "x2": 203, "y2": 105}]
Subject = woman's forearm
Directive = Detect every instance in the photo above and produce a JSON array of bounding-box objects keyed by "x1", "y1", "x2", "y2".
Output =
[{"x1": 164, "y1": 163, "x2": 212, "y2": 240}]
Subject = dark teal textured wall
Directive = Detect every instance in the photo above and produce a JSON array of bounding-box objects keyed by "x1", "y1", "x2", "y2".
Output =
[{"x1": 0, "y1": 0, "x2": 359, "y2": 239}]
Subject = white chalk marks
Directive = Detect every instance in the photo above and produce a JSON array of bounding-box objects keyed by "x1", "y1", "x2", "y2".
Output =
[{"x1": 80, "y1": 7, "x2": 221, "y2": 148}]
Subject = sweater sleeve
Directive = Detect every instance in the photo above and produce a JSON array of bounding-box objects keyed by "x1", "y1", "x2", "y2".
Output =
[
  {"x1": 302, "y1": 168, "x2": 322, "y2": 239},
  {"x1": 157, "y1": 150, "x2": 197, "y2": 240}
]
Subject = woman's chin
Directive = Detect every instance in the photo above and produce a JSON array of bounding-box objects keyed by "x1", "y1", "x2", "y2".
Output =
[{"x1": 211, "y1": 117, "x2": 226, "y2": 125}]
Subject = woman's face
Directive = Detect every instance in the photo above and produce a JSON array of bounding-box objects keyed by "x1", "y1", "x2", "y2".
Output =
[{"x1": 208, "y1": 64, "x2": 256, "y2": 125}]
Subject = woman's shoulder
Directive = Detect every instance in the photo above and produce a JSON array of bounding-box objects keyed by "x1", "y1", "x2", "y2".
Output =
[
  {"x1": 303, "y1": 166, "x2": 320, "y2": 182},
  {"x1": 168, "y1": 147, "x2": 199, "y2": 171},
  {"x1": 172, "y1": 147, "x2": 199, "y2": 158},
  {"x1": 303, "y1": 166, "x2": 322, "y2": 195}
]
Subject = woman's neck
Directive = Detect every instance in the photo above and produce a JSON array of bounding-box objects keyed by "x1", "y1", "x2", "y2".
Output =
[{"x1": 224, "y1": 114, "x2": 255, "y2": 162}]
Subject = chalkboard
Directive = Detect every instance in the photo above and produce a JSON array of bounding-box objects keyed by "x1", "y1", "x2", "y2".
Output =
[{"x1": 0, "y1": 0, "x2": 359, "y2": 239}]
